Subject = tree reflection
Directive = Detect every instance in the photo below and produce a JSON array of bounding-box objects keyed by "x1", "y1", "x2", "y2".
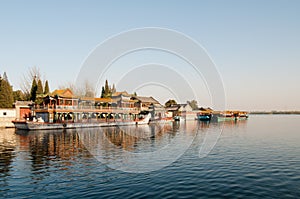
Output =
[
  {"x1": 0, "y1": 129, "x2": 16, "y2": 175},
  {"x1": 0, "y1": 128, "x2": 16, "y2": 193}
]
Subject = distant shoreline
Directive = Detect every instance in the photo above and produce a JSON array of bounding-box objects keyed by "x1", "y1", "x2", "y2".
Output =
[{"x1": 250, "y1": 111, "x2": 300, "y2": 115}]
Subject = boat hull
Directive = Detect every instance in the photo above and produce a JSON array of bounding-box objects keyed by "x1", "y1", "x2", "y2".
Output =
[
  {"x1": 12, "y1": 114, "x2": 151, "y2": 130},
  {"x1": 212, "y1": 116, "x2": 248, "y2": 122},
  {"x1": 197, "y1": 115, "x2": 211, "y2": 121}
]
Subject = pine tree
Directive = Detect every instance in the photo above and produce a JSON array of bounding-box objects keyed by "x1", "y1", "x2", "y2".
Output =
[
  {"x1": 101, "y1": 86, "x2": 105, "y2": 98},
  {"x1": 104, "y1": 79, "x2": 110, "y2": 97},
  {"x1": 0, "y1": 76, "x2": 14, "y2": 108},
  {"x1": 44, "y1": 80, "x2": 50, "y2": 94},
  {"x1": 36, "y1": 79, "x2": 43, "y2": 95},
  {"x1": 13, "y1": 90, "x2": 25, "y2": 101},
  {"x1": 101, "y1": 80, "x2": 114, "y2": 98},
  {"x1": 30, "y1": 78, "x2": 38, "y2": 102}
]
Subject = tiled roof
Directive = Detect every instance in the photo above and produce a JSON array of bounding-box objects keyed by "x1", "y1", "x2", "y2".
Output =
[
  {"x1": 112, "y1": 91, "x2": 131, "y2": 97},
  {"x1": 199, "y1": 107, "x2": 213, "y2": 111},
  {"x1": 80, "y1": 97, "x2": 96, "y2": 101},
  {"x1": 132, "y1": 96, "x2": 160, "y2": 104},
  {"x1": 94, "y1": 98, "x2": 115, "y2": 103},
  {"x1": 81, "y1": 97, "x2": 116, "y2": 103},
  {"x1": 51, "y1": 88, "x2": 74, "y2": 98},
  {"x1": 14, "y1": 101, "x2": 33, "y2": 106}
]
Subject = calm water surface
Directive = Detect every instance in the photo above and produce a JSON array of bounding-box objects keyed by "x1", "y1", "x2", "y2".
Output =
[{"x1": 0, "y1": 115, "x2": 299, "y2": 198}]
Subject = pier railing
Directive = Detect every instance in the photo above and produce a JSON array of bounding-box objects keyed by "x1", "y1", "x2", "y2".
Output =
[{"x1": 34, "y1": 105, "x2": 140, "y2": 113}]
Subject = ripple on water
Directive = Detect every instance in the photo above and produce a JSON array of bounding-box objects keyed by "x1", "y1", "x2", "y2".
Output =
[{"x1": 0, "y1": 116, "x2": 300, "y2": 198}]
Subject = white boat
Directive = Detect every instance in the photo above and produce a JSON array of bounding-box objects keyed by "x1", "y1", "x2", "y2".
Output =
[{"x1": 13, "y1": 113, "x2": 151, "y2": 130}]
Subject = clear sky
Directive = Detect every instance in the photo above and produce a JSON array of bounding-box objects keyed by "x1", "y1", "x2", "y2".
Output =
[{"x1": 0, "y1": 0, "x2": 299, "y2": 111}]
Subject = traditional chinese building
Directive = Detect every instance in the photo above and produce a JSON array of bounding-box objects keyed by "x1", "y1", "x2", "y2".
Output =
[
  {"x1": 33, "y1": 89, "x2": 159, "y2": 123},
  {"x1": 131, "y1": 96, "x2": 166, "y2": 120}
]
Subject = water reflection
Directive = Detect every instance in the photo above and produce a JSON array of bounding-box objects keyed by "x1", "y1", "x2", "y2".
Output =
[
  {"x1": 0, "y1": 129, "x2": 16, "y2": 177},
  {"x1": 79, "y1": 122, "x2": 198, "y2": 172},
  {"x1": 0, "y1": 119, "x2": 249, "y2": 177},
  {"x1": 78, "y1": 120, "x2": 245, "y2": 172},
  {"x1": 80, "y1": 122, "x2": 185, "y2": 154},
  {"x1": 2, "y1": 117, "x2": 300, "y2": 198},
  {"x1": 1, "y1": 129, "x2": 89, "y2": 178}
]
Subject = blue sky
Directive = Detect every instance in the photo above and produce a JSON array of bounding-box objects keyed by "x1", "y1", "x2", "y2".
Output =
[{"x1": 0, "y1": 0, "x2": 299, "y2": 110}]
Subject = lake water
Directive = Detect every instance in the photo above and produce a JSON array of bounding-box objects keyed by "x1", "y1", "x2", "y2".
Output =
[{"x1": 0, "y1": 115, "x2": 299, "y2": 198}]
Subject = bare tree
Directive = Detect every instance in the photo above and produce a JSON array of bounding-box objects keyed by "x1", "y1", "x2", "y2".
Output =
[
  {"x1": 187, "y1": 100, "x2": 199, "y2": 110},
  {"x1": 58, "y1": 81, "x2": 76, "y2": 92},
  {"x1": 58, "y1": 80, "x2": 95, "y2": 98},
  {"x1": 20, "y1": 66, "x2": 42, "y2": 100},
  {"x1": 84, "y1": 80, "x2": 95, "y2": 98}
]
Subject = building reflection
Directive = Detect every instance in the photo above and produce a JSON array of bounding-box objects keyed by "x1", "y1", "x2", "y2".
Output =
[
  {"x1": 210, "y1": 118, "x2": 248, "y2": 129},
  {"x1": 12, "y1": 119, "x2": 248, "y2": 165},
  {"x1": 9, "y1": 123, "x2": 180, "y2": 172},
  {"x1": 79, "y1": 123, "x2": 176, "y2": 153},
  {"x1": 78, "y1": 121, "x2": 202, "y2": 162},
  {"x1": 1, "y1": 118, "x2": 248, "y2": 178},
  {"x1": 15, "y1": 129, "x2": 90, "y2": 172}
]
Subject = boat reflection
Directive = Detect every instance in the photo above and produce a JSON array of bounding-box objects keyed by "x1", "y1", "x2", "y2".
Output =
[
  {"x1": 77, "y1": 121, "x2": 201, "y2": 172},
  {"x1": 0, "y1": 119, "x2": 248, "y2": 177},
  {"x1": 14, "y1": 129, "x2": 91, "y2": 172},
  {"x1": 78, "y1": 122, "x2": 185, "y2": 153}
]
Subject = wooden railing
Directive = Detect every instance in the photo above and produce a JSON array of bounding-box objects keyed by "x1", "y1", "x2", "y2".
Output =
[{"x1": 34, "y1": 105, "x2": 140, "y2": 112}]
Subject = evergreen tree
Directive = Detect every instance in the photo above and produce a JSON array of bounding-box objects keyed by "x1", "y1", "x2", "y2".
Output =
[
  {"x1": 0, "y1": 76, "x2": 14, "y2": 108},
  {"x1": 104, "y1": 79, "x2": 110, "y2": 97},
  {"x1": 133, "y1": 92, "x2": 137, "y2": 96},
  {"x1": 13, "y1": 90, "x2": 25, "y2": 101},
  {"x1": 30, "y1": 78, "x2": 38, "y2": 102},
  {"x1": 100, "y1": 80, "x2": 114, "y2": 98},
  {"x1": 165, "y1": 99, "x2": 177, "y2": 107},
  {"x1": 44, "y1": 80, "x2": 50, "y2": 94},
  {"x1": 101, "y1": 86, "x2": 105, "y2": 98},
  {"x1": 36, "y1": 79, "x2": 43, "y2": 95}
]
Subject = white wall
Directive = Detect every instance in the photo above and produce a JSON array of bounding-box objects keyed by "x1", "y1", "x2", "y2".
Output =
[
  {"x1": 0, "y1": 108, "x2": 16, "y2": 127},
  {"x1": 0, "y1": 109, "x2": 16, "y2": 118}
]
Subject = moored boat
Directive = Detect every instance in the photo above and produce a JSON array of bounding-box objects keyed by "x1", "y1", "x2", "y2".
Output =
[
  {"x1": 197, "y1": 111, "x2": 212, "y2": 121},
  {"x1": 13, "y1": 113, "x2": 151, "y2": 130},
  {"x1": 238, "y1": 111, "x2": 249, "y2": 120},
  {"x1": 12, "y1": 88, "x2": 164, "y2": 131},
  {"x1": 149, "y1": 117, "x2": 173, "y2": 124},
  {"x1": 211, "y1": 111, "x2": 249, "y2": 122}
]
